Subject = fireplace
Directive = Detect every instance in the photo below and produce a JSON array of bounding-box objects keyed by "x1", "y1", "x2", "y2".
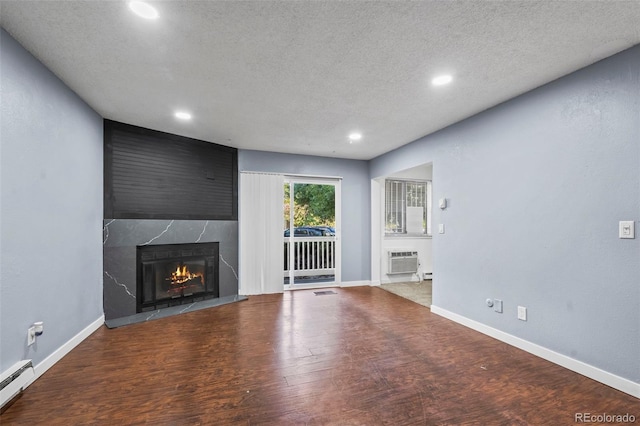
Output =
[{"x1": 136, "y1": 242, "x2": 219, "y2": 312}]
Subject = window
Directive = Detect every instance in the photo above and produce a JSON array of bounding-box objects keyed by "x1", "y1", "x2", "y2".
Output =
[{"x1": 385, "y1": 179, "x2": 432, "y2": 236}]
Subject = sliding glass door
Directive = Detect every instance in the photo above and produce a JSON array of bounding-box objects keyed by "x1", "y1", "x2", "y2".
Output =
[{"x1": 283, "y1": 177, "x2": 341, "y2": 288}]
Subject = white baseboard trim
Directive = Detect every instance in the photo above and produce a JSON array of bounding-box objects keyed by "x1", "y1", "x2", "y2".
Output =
[
  {"x1": 340, "y1": 280, "x2": 372, "y2": 287},
  {"x1": 26, "y1": 315, "x2": 104, "y2": 388},
  {"x1": 430, "y1": 305, "x2": 640, "y2": 399},
  {"x1": 380, "y1": 277, "x2": 422, "y2": 285}
]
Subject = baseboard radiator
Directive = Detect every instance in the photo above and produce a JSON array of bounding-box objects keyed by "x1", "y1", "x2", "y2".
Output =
[
  {"x1": 1, "y1": 360, "x2": 34, "y2": 410},
  {"x1": 388, "y1": 251, "x2": 419, "y2": 274}
]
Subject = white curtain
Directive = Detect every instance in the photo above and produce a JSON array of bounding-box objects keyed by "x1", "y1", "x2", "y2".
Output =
[{"x1": 239, "y1": 172, "x2": 284, "y2": 295}]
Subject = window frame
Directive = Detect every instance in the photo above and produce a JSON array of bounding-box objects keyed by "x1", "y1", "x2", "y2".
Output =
[{"x1": 384, "y1": 178, "x2": 432, "y2": 237}]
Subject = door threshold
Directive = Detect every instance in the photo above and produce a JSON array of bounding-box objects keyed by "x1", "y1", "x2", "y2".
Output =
[{"x1": 285, "y1": 282, "x2": 339, "y2": 291}]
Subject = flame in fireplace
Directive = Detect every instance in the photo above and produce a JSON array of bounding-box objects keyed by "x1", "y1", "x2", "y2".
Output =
[{"x1": 168, "y1": 264, "x2": 204, "y2": 286}]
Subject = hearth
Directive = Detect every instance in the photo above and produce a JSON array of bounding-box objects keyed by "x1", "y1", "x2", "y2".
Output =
[{"x1": 136, "y1": 242, "x2": 219, "y2": 312}]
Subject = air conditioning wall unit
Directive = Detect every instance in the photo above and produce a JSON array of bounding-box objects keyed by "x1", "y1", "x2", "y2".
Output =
[{"x1": 388, "y1": 251, "x2": 419, "y2": 274}]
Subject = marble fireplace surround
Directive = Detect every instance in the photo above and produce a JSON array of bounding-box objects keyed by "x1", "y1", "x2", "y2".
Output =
[{"x1": 103, "y1": 219, "x2": 239, "y2": 323}]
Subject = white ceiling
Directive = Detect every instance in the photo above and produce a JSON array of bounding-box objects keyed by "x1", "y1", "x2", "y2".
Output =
[{"x1": 2, "y1": 1, "x2": 639, "y2": 160}]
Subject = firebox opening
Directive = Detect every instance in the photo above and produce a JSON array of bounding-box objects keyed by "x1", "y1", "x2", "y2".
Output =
[
  {"x1": 137, "y1": 242, "x2": 219, "y2": 313},
  {"x1": 158, "y1": 260, "x2": 205, "y2": 298}
]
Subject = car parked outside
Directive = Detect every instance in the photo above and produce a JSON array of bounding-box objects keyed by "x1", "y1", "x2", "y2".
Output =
[
  {"x1": 283, "y1": 227, "x2": 326, "y2": 237},
  {"x1": 312, "y1": 226, "x2": 335, "y2": 236}
]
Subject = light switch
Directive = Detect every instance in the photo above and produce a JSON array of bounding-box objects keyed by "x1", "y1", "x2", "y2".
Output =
[
  {"x1": 438, "y1": 224, "x2": 445, "y2": 234},
  {"x1": 619, "y1": 221, "x2": 635, "y2": 239},
  {"x1": 517, "y1": 306, "x2": 527, "y2": 321}
]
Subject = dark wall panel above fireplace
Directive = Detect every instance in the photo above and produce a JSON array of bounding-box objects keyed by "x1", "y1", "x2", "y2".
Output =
[{"x1": 104, "y1": 120, "x2": 238, "y2": 220}]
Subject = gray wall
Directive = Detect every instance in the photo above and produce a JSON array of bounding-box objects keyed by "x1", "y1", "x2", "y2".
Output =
[
  {"x1": 0, "y1": 29, "x2": 103, "y2": 372},
  {"x1": 370, "y1": 46, "x2": 640, "y2": 382},
  {"x1": 238, "y1": 150, "x2": 370, "y2": 282}
]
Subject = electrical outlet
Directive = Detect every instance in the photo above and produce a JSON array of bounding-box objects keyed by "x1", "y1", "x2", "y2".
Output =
[
  {"x1": 517, "y1": 306, "x2": 527, "y2": 321},
  {"x1": 27, "y1": 326, "x2": 36, "y2": 346},
  {"x1": 494, "y1": 299, "x2": 503, "y2": 313}
]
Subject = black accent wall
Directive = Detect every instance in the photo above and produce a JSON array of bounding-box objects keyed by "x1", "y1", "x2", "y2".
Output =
[{"x1": 104, "y1": 120, "x2": 238, "y2": 220}]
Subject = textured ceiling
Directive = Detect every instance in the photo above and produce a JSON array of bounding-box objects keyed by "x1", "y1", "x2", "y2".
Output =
[{"x1": 2, "y1": 1, "x2": 639, "y2": 160}]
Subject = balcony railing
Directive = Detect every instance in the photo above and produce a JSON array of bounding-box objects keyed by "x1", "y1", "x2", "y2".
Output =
[{"x1": 284, "y1": 237, "x2": 335, "y2": 278}]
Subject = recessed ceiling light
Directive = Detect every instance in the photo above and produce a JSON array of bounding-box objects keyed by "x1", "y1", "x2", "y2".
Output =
[
  {"x1": 432, "y1": 75, "x2": 453, "y2": 86},
  {"x1": 128, "y1": 1, "x2": 159, "y2": 20},
  {"x1": 348, "y1": 132, "x2": 362, "y2": 142},
  {"x1": 175, "y1": 111, "x2": 192, "y2": 120}
]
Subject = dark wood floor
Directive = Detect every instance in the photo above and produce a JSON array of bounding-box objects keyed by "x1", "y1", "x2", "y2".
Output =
[{"x1": 2, "y1": 286, "x2": 638, "y2": 425}]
